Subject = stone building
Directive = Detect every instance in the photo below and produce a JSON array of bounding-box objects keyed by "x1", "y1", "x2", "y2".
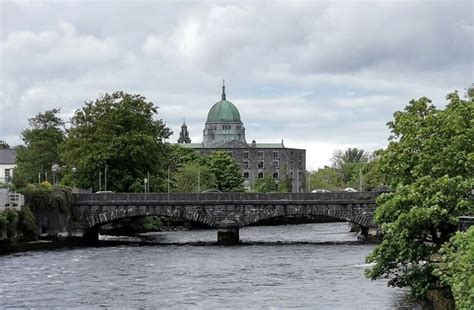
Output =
[{"x1": 177, "y1": 83, "x2": 306, "y2": 192}]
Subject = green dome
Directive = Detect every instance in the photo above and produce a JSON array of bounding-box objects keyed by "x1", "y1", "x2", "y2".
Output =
[{"x1": 206, "y1": 99, "x2": 241, "y2": 122}]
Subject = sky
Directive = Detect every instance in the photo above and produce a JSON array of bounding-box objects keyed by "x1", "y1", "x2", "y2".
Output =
[{"x1": 0, "y1": 0, "x2": 472, "y2": 170}]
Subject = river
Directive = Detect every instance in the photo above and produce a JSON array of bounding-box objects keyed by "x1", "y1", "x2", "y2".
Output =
[{"x1": 0, "y1": 223, "x2": 428, "y2": 309}]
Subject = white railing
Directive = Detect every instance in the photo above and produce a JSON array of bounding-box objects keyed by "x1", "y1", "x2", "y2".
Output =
[{"x1": 0, "y1": 192, "x2": 24, "y2": 211}]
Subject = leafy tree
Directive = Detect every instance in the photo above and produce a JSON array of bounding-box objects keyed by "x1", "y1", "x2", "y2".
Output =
[
  {"x1": 254, "y1": 175, "x2": 278, "y2": 193},
  {"x1": 277, "y1": 164, "x2": 292, "y2": 192},
  {"x1": 17, "y1": 207, "x2": 37, "y2": 241},
  {"x1": 434, "y1": 227, "x2": 474, "y2": 309},
  {"x1": 206, "y1": 152, "x2": 244, "y2": 192},
  {"x1": 173, "y1": 162, "x2": 216, "y2": 193},
  {"x1": 331, "y1": 148, "x2": 369, "y2": 184},
  {"x1": 366, "y1": 91, "x2": 474, "y2": 298},
  {"x1": 309, "y1": 166, "x2": 342, "y2": 190},
  {"x1": 61, "y1": 92, "x2": 171, "y2": 192},
  {"x1": 15, "y1": 109, "x2": 65, "y2": 184}
]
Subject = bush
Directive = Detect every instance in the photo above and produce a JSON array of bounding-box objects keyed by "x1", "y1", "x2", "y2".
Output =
[{"x1": 435, "y1": 227, "x2": 474, "y2": 309}]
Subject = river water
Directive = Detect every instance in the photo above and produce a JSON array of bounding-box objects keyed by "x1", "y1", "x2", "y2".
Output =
[{"x1": 1, "y1": 223, "x2": 427, "y2": 309}]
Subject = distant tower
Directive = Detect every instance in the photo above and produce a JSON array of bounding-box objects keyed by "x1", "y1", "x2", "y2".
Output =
[{"x1": 177, "y1": 118, "x2": 191, "y2": 143}]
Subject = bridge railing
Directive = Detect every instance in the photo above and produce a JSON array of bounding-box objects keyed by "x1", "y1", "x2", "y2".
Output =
[{"x1": 73, "y1": 191, "x2": 380, "y2": 203}]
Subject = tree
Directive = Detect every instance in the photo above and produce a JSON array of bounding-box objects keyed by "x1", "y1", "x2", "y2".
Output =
[
  {"x1": 366, "y1": 90, "x2": 474, "y2": 299},
  {"x1": 61, "y1": 92, "x2": 171, "y2": 192},
  {"x1": 331, "y1": 148, "x2": 369, "y2": 184},
  {"x1": 254, "y1": 175, "x2": 278, "y2": 193},
  {"x1": 309, "y1": 166, "x2": 342, "y2": 190},
  {"x1": 173, "y1": 162, "x2": 216, "y2": 193},
  {"x1": 15, "y1": 109, "x2": 65, "y2": 184},
  {"x1": 277, "y1": 164, "x2": 292, "y2": 192},
  {"x1": 206, "y1": 152, "x2": 244, "y2": 192},
  {"x1": 434, "y1": 227, "x2": 474, "y2": 309}
]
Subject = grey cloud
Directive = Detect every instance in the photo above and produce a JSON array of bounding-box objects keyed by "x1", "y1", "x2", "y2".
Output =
[{"x1": 0, "y1": 0, "x2": 471, "y2": 169}]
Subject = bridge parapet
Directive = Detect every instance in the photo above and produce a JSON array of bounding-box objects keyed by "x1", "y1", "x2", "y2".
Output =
[{"x1": 73, "y1": 191, "x2": 379, "y2": 204}]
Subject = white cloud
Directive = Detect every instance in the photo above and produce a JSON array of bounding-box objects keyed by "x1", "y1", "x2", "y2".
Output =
[{"x1": 0, "y1": 0, "x2": 472, "y2": 169}]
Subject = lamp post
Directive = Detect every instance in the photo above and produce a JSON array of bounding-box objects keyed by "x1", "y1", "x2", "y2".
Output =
[
  {"x1": 72, "y1": 167, "x2": 77, "y2": 189},
  {"x1": 144, "y1": 178, "x2": 148, "y2": 194},
  {"x1": 52, "y1": 164, "x2": 60, "y2": 185}
]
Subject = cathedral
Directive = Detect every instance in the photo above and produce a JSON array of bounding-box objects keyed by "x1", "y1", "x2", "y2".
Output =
[{"x1": 177, "y1": 83, "x2": 306, "y2": 192}]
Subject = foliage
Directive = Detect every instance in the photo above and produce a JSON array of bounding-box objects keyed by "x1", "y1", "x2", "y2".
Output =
[
  {"x1": 0, "y1": 208, "x2": 36, "y2": 241},
  {"x1": 17, "y1": 207, "x2": 38, "y2": 241},
  {"x1": 309, "y1": 166, "x2": 342, "y2": 190},
  {"x1": 173, "y1": 162, "x2": 216, "y2": 193},
  {"x1": 61, "y1": 91, "x2": 171, "y2": 192},
  {"x1": 254, "y1": 175, "x2": 278, "y2": 193},
  {"x1": 434, "y1": 227, "x2": 474, "y2": 309},
  {"x1": 366, "y1": 90, "x2": 474, "y2": 298},
  {"x1": 275, "y1": 164, "x2": 292, "y2": 192},
  {"x1": 331, "y1": 148, "x2": 369, "y2": 184},
  {"x1": 22, "y1": 184, "x2": 72, "y2": 214},
  {"x1": 205, "y1": 152, "x2": 244, "y2": 192},
  {"x1": 15, "y1": 109, "x2": 65, "y2": 184}
]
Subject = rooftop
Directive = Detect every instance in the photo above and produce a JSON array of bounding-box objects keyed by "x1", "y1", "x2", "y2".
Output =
[{"x1": 0, "y1": 148, "x2": 16, "y2": 164}]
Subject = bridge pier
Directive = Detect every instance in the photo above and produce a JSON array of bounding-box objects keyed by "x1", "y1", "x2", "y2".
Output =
[
  {"x1": 358, "y1": 226, "x2": 380, "y2": 242},
  {"x1": 84, "y1": 228, "x2": 99, "y2": 245},
  {"x1": 217, "y1": 220, "x2": 239, "y2": 245}
]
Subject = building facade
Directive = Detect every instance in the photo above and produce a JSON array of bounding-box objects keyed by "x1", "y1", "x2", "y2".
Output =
[
  {"x1": 0, "y1": 142, "x2": 15, "y2": 184},
  {"x1": 177, "y1": 84, "x2": 306, "y2": 192}
]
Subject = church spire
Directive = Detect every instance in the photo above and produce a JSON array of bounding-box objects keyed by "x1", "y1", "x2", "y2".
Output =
[
  {"x1": 222, "y1": 79, "x2": 226, "y2": 100},
  {"x1": 177, "y1": 117, "x2": 191, "y2": 143}
]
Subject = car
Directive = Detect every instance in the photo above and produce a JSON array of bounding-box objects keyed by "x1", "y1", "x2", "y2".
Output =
[
  {"x1": 95, "y1": 191, "x2": 114, "y2": 194},
  {"x1": 343, "y1": 187, "x2": 358, "y2": 192},
  {"x1": 201, "y1": 189, "x2": 222, "y2": 193},
  {"x1": 311, "y1": 189, "x2": 331, "y2": 193}
]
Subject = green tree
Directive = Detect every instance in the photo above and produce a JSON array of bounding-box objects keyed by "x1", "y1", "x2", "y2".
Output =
[
  {"x1": 309, "y1": 166, "x2": 342, "y2": 190},
  {"x1": 17, "y1": 207, "x2": 37, "y2": 241},
  {"x1": 435, "y1": 227, "x2": 474, "y2": 309},
  {"x1": 331, "y1": 148, "x2": 369, "y2": 185},
  {"x1": 277, "y1": 164, "x2": 292, "y2": 192},
  {"x1": 173, "y1": 162, "x2": 216, "y2": 193},
  {"x1": 254, "y1": 175, "x2": 278, "y2": 193},
  {"x1": 15, "y1": 109, "x2": 65, "y2": 184},
  {"x1": 366, "y1": 91, "x2": 474, "y2": 298},
  {"x1": 61, "y1": 92, "x2": 171, "y2": 192},
  {"x1": 206, "y1": 152, "x2": 244, "y2": 192}
]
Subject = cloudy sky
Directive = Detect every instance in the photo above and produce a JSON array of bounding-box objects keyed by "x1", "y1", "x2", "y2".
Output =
[{"x1": 0, "y1": 0, "x2": 472, "y2": 170}]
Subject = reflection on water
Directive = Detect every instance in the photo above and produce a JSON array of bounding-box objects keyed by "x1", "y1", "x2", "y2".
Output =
[{"x1": 0, "y1": 223, "x2": 427, "y2": 309}]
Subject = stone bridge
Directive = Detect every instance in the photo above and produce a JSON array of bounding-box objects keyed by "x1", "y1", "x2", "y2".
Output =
[{"x1": 70, "y1": 191, "x2": 381, "y2": 244}]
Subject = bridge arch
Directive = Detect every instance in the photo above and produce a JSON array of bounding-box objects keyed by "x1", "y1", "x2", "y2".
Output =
[
  {"x1": 83, "y1": 205, "x2": 218, "y2": 230},
  {"x1": 235, "y1": 204, "x2": 373, "y2": 228}
]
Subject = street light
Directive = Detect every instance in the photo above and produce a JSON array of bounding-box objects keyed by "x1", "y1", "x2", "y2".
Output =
[
  {"x1": 144, "y1": 178, "x2": 148, "y2": 194},
  {"x1": 52, "y1": 164, "x2": 60, "y2": 185},
  {"x1": 72, "y1": 167, "x2": 77, "y2": 189}
]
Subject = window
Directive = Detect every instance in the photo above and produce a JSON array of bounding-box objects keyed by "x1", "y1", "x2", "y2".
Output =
[
  {"x1": 299, "y1": 160, "x2": 302, "y2": 169},
  {"x1": 273, "y1": 172, "x2": 279, "y2": 179},
  {"x1": 236, "y1": 125, "x2": 241, "y2": 129},
  {"x1": 273, "y1": 161, "x2": 279, "y2": 168},
  {"x1": 258, "y1": 172, "x2": 264, "y2": 179},
  {"x1": 258, "y1": 151, "x2": 264, "y2": 159},
  {"x1": 258, "y1": 161, "x2": 264, "y2": 169},
  {"x1": 273, "y1": 151, "x2": 279, "y2": 159},
  {"x1": 243, "y1": 152, "x2": 249, "y2": 159},
  {"x1": 244, "y1": 161, "x2": 250, "y2": 169},
  {"x1": 244, "y1": 172, "x2": 249, "y2": 179},
  {"x1": 299, "y1": 152, "x2": 302, "y2": 159},
  {"x1": 4, "y1": 169, "x2": 11, "y2": 182}
]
